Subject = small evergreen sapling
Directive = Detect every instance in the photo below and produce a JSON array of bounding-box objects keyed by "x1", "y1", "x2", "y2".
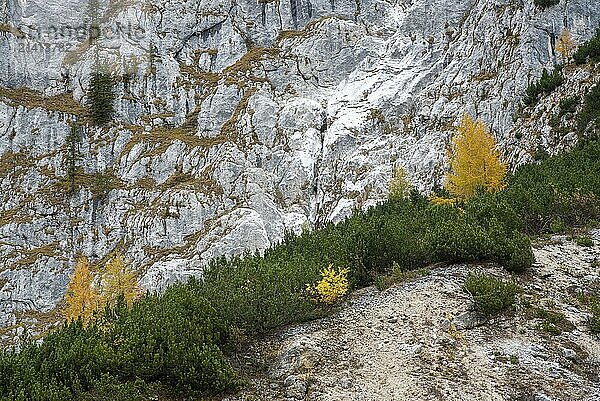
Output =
[
  {"x1": 464, "y1": 273, "x2": 520, "y2": 317},
  {"x1": 87, "y1": 72, "x2": 116, "y2": 126}
]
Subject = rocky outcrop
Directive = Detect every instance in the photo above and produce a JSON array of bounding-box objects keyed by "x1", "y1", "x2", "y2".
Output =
[
  {"x1": 0, "y1": 0, "x2": 599, "y2": 334},
  {"x1": 226, "y1": 232, "x2": 600, "y2": 400}
]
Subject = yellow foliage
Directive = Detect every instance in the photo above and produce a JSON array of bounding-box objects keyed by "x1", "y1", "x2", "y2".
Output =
[
  {"x1": 444, "y1": 114, "x2": 507, "y2": 200},
  {"x1": 429, "y1": 195, "x2": 458, "y2": 206},
  {"x1": 101, "y1": 253, "x2": 142, "y2": 308},
  {"x1": 389, "y1": 166, "x2": 412, "y2": 201},
  {"x1": 556, "y1": 29, "x2": 576, "y2": 60},
  {"x1": 64, "y1": 257, "x2": 100, "y2": 326},
  {"x1": 307, "y1": 265, "x2": 349, "y2": 304}
]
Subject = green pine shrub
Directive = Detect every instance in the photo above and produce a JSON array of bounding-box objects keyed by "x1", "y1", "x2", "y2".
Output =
[
  {"x1": 87, "y1": 72, "x2": 116, "y2": 126},
  {"x1": 550, "y1": 218, "x2": 567, "y2": 233},
  {"x1": 533, "y1": 0, "x2": 559, "y2": 9},
  {"x1": 523, "y1": 67, "x2": 564, "y2": 106},
  {"x1": 77, "y1": 375, "x2": 158, "y2": 401},
  {"x1": 464, "y1": 273, "x2": 521, "y2": 317},
  {"x1": 500, "y1": 139, "x2": 600, "y2": 233},
  {"x1": 591, "y1": 299, "x2": 600, "y2": 334},
  {"x1": 575, "y1": 235, "x2": 594, "y2": 247},
  {"x1": 535, "y1": 307, "x2": 573, "y2": 335},
  {"x1": 0, "y1": 288, "x2": 237, "y2": 400},
  {"x1": 558, "y1": 96, "x2": 580, "y2": 114},
  {"x1": 578, "y1": 84, "x2": 600, "y2": 136},
  {"x1": 574, "y1": 27, "x2": 600, "y2": 65},
  {"x1": 103, "y1": 286, "x2": 236, "y2": 394}
]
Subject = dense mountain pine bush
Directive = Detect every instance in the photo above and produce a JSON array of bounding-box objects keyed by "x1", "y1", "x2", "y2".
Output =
[{"x1": 463, "y1": 273, "x2": 521, "y2": 317}]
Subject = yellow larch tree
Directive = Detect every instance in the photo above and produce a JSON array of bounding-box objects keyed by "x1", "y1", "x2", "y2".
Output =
[
  {"x1": 444, "y1": 114, "x2": 507, "y2": 200},
  {"x1": 100, "y1": 252, "x2": 142, "y2": 308},
  {"x1": 556, "y1": 28, "x2": 576, "y2": 60},
  {"x1": 64, "y1": 256, "x2": 100, "y2": 326},
  {"x1": 388, "y1": 166, "x2": 412, "y2": 201}
]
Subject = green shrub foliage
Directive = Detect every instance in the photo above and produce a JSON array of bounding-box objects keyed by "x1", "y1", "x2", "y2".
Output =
[
  {"x1": 591, "y1": 300, "x2": 600, "y2": 334},
  {"x1": 464, "y1": 273, "x2": 521, "y2": 317},
  {"x1": 0, "y1": 289, "x2": 236, "y2": 401},
  {"x1": 533, "y1": 0, "x2": 559, "y2": 9},
  {"x1": 503, "y1": 139, "x2": 600, "y2": 233},
  {"x1": 2, "y1": 134, "x2": 600, "y2": 399},
  {"x1": 574, "y1": 27, "x2": 600, "y2": 65},
  {"x1": 558, "y1": 96, "x2": 580, "y2": 114},
  {"x1": 87, "y1": 72, "x2": 115, "y2": 126},
  {"x1": 578, "y1": 84, "x2": 600, "y2": 136},
  {"x1": 523, "y1": 68, "x2": 564, "y2": 106}
]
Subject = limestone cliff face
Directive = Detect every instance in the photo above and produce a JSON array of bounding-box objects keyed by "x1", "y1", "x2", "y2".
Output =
[{"x1": 0, "y1": 0, "x2": 598, "y2": 336}]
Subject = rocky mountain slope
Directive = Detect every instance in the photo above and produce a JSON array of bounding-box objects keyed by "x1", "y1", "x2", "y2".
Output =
[
  {"x1": 0, "y1": 0, "x2": 599, "y2": 335},
  {"x1": 227, "y1": 232, "x2": 600, "y2": 401}
]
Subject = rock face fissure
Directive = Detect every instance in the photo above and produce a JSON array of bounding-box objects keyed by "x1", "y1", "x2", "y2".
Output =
[{"x1": 0, "y1": 0, "x2": 599, "y2": 338}]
